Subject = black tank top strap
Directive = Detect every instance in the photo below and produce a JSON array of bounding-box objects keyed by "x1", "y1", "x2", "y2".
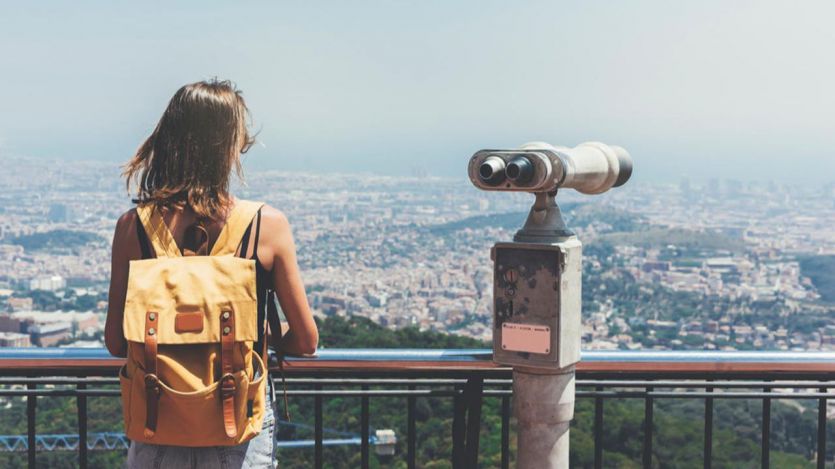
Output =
[
  {"x1": 245, "y1": 207, "x2": 271, "y2": 366},
  {"x1": 236, "y1": 207, "x2": 263, "y2": 260},
  {"x1": 238, "y1": 224, "x2": 253, "y2": 259},
  {"x1": 251, "y1": 208, "x2": 262, "y2": 260}
]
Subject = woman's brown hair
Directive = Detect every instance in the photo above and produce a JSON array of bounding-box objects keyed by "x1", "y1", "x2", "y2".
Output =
[{"x1": 123, "y1": 79, "x2": 254, "y2": 219}]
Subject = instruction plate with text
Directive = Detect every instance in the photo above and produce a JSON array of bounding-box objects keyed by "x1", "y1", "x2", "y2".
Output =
[{"x1": 501, "y1": 323, "x2": 550, "y2": 354}]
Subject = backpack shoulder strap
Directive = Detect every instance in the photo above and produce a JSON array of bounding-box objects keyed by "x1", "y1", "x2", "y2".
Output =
[
  {"x1": 210, "y1": 200, "x2": 266, "y2": 256},
  {"x1": 135, "y1": 204, "x2": 181, "y2": 258}
]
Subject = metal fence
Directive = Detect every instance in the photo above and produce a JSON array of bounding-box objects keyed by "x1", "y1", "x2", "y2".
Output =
[{"x1": 1, "y1": 348, "x2": 835, "y2": 469}]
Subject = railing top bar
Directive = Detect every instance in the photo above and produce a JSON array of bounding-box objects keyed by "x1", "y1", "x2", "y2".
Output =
[
  {"x1": 582, "y1": 350, "x2": 835, "y2": 363},
  {"x1": 3, "y1": 348, "x2": 835, "y2": 378},
  {"x1": 0, "y1": 347, "x2": 493, "y2": 361},
  {"x1": 4, "y1": 348, "x2": 835, "y2": 363}
]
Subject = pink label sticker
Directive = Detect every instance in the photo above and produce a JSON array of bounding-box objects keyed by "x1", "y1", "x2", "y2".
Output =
[{"x1": 501, "y1": 323, "x2": 551, "y2": 354}]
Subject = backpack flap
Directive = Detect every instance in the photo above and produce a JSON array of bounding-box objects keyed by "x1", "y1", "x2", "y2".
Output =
[{"x1": 123, "y1": 256, "x2": 259, "y2": 344}]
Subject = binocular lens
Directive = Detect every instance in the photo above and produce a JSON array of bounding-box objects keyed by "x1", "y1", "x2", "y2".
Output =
[
  {"x1": 479, "y1": 156, "x2": 506, "y2": 186},
  {"x1": 612, "y1": 145, "x2": 632, "y2": 188},
  {"x1": 506, "y1": 156, "x2": 533, "y2": 184}
]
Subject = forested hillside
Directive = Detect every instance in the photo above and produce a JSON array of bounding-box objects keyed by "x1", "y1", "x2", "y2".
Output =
[
  {"x1": 800, "y1": 255, "x2": 835, "y2": 303},
  {"x1": 7, "y1": 230, "x2": 105, "y2": 252}
]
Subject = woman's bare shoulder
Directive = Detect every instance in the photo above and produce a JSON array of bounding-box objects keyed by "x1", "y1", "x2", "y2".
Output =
[
  {"x1": 112, "y1": 208, "x2": 142, "y2": 259},
  {"x1": 259, "y1": 205, "x2": 291, "y2": 233},
  {"x1": 117, "y1": 207, "x2": 139, "y2": 224},
  {"x1": 114, "y1": 208, "x2": 139, "y2": 235},
  {"x1": 258, "y1": 205, "x2": 295, "y2": 258}
]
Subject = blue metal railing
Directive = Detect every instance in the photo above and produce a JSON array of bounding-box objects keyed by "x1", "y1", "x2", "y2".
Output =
[
  {"x1": 4, "y1": 347, "x2": 835, "y2": 363},
  {"x1": 2, "y1": 348, "x2": 835, "y2": 469}
]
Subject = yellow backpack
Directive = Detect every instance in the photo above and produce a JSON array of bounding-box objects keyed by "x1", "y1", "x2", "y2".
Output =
[{"x1": 119, "y1": 199, "x2": 270, "y2": 446}]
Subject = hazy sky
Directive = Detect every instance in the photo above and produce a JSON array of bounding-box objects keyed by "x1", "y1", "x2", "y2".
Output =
[{"x1": 1, "y1": 1, "x2": 834, "y2": 183}]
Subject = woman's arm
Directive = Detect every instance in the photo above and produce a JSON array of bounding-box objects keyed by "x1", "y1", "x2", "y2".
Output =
[
  {"x1": 104, "y1": 211, "x2": 136, "y2": 358},
  {"x1": 261, "y1": 206, "x2": 319, "y2": 356}
]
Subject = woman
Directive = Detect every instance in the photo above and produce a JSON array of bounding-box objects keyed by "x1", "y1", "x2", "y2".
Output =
[{"x1": 105, "y1": 79, "x2": 319, "y2": 468}]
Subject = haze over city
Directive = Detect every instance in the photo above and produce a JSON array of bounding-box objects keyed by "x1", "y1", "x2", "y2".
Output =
[{"x1": 2, "y1": 1, "x2": 835, "y2": 183}]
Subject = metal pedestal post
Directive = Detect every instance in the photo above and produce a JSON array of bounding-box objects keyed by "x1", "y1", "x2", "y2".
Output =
[
  {"x1": 498, "y1": 191, "x2": 582, "y2": 468},
  {"x1": 513, "y1": 366, "x2": 576, "y2": 469}
]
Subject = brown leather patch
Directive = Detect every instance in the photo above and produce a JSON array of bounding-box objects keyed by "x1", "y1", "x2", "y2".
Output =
[{"x1": 175, "y1": 312, "x2": 204, "y2": 333}]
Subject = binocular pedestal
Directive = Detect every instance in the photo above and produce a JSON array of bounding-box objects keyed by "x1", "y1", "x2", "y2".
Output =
[
  {"x1": 492, "y1": 194, "x2": 582, "y2": 469},
  {"x1": 514, "y1": 366, "x2": 576, "y2": 469}
]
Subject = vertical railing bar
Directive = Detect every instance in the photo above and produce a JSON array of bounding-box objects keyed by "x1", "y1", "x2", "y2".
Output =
[
  {"x1": 27, "y1": 382, "x2": 36, "y2": 469},
  {"x1": 314, "y1": 383, "x2": 323, "y2": 469},
  {"x1": 643, "y1": 386, "x2": 653, "y2": 469},
  {"x1": 594, "y1": 385, "x2": 604, "y2": 469},
  {"x1": 77, "y1": 382, "x2": 88, "y2": 469},
  {"x1": 762, "y1": 386, "x2": 770, "y2": 469},
  {"x1": 502, "y1": 395, "x2": 510, "y2": 469},
  {"x1": 361, "y1": 384, "x2": 370, "y2": 469},
  {"x1": 465, "y1": 377, "x2": 483, "y2": 468},
  {"x1": 818, "y1": 386, "x2": 827, "y2": 469},
  {"x1": 408, "y1": 384, "x2": 416, "y2": 469},
  {"x1": 704, "y1": 385, "x2": 714, "y2": 469},
  {"x1": 452, "y1": 385, "x2": 466, "y2": 468}
]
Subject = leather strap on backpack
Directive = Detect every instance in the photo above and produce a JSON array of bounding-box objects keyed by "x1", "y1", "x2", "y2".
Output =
[
  {"x1": 143, "y1": 311, "x2": 160, "y2": 438},
  {"x1": 220, "y1": 308, "x2": 238, "y2": 438}
]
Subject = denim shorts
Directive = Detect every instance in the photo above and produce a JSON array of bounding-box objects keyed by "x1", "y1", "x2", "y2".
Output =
[{"x1": 125, "y1": 378, "x2": 278, "y2": 469}]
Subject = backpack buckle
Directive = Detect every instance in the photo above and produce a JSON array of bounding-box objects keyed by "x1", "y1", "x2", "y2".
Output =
[
  {"x1": 220, "y1": 373, "x2": 236, "y2": 397},
  {"x1": 144, "y1": 374, "x2": 161, "y2": 397}
]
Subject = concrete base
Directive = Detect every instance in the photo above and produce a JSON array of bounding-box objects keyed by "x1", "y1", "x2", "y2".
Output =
[{"x1": 513, "y1": 366, "x2": 576, "y2": 469}]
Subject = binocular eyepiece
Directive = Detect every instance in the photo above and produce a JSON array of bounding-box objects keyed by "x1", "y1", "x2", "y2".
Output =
[{"x1": 469, "y1": 142, "x2": 632, "y2": 194}]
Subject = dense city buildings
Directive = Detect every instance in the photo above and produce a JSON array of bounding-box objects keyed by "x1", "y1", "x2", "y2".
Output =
[{"x1": 0, "y1": 157, "x2": 833, "y2": 351}]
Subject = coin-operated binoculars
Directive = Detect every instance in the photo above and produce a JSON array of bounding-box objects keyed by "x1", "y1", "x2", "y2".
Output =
[{"x1": 469, "y1": 142, "x2": 632, "y2": 469}]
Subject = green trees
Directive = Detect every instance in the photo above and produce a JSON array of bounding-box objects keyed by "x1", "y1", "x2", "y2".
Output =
[
  {"x1": 9, "y1": 230, "x2": 104, "y2": 252},
  {"x1": 799, "y1": 255, "x2": 835, "y2": 303}
]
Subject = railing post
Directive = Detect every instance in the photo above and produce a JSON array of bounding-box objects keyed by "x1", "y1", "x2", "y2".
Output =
[
  {"x1": 27, "y1": 382, "x2": 36, "y2": 468},
  {"x1": 818, "y1": 386, "x2": 827, "y2": 469},
  {"x1": 704, "y1": 385, "x2": 713, "y2": 469},
  {"x1": 502, "y1": 395, "x2": 511, "y2": 469},
  {"x1": 450, "y1": 377, "x2": 485, "y2": 468},
  {"x1": 452, "y1": 386, "x2": 466, "y2": 468},
  {"x1": 761, "y1": 387, "x2": 771, "y2": 469},
  {"x1": 408, "y1": 384, "x2": 416, "y2": 469},
  {"x1": 361, "y1": 384, "x2": 369, "y2": 469},
  {"x1": 643, "y1": 386, "x2": 653, "y2": 469},
  {"x1": 465, "y1": 377, "x2": 484, "y2": 468},
  {"x1": 594, "y1": 385, "x2": 604, "y2": 469},
  {"x1": 77, "y1": 382, "x2": 88, "y2": 469},
  {"x1": 314, "y1": 383, "x2": 323, "y2": 469}
]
